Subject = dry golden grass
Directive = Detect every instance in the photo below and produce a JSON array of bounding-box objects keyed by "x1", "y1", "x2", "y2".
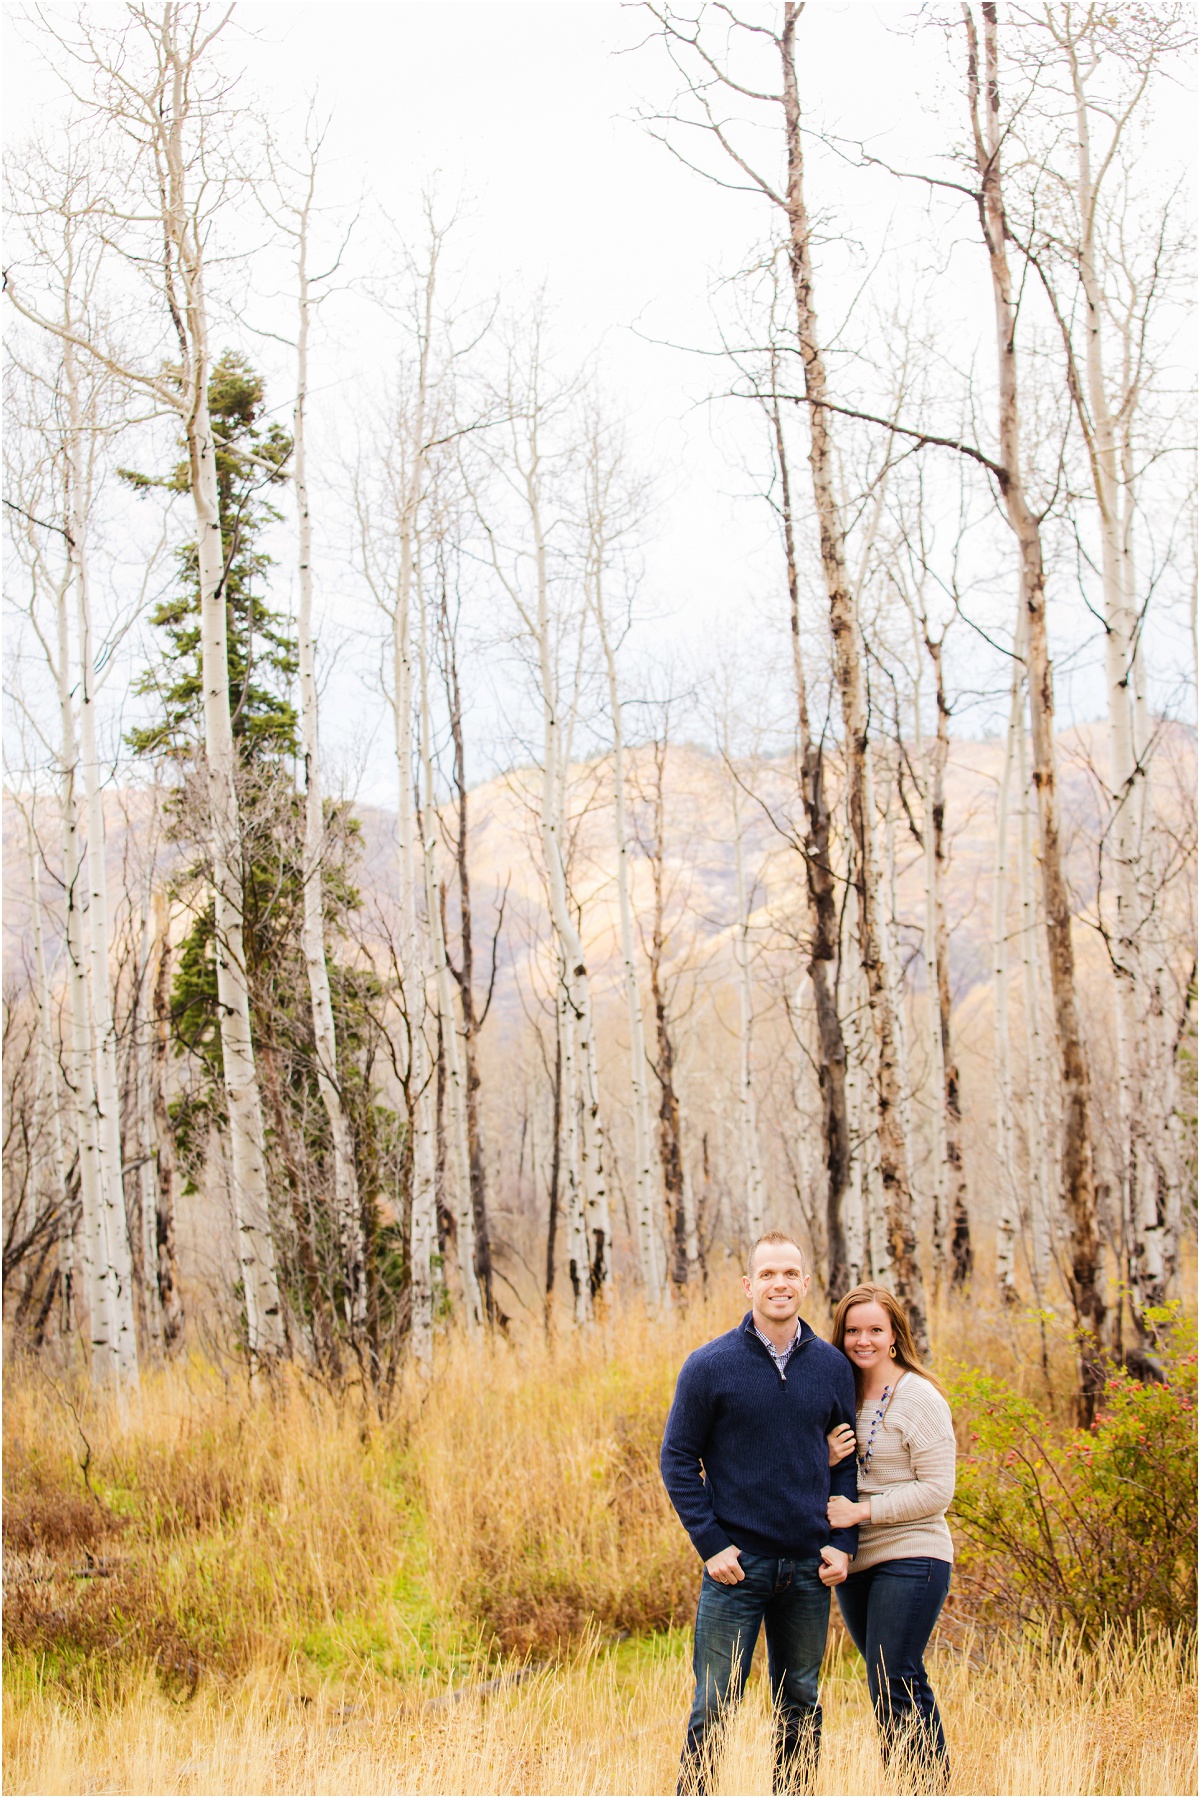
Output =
[
  {"x1": 2, "y1": 1356, "x2": 441, "y2": 1681},
  {"x1": 4, "y1": 1625, "x2": 1194, "y2": 1795},
  {"x1": 4, "y1": 1285, "x2": 1197, "y2": 1795}
]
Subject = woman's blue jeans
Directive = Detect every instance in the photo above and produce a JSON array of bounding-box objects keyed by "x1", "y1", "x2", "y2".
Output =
[
  {"x1": 679, "y1": 1554, "x2": 829, "y2": 1796},
  {"x1": 836, "y1": 1556, "x2": 951, "y2": 1786}
]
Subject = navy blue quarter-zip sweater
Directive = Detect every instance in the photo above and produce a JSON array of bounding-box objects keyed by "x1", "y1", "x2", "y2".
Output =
[{"x1": 660, "y1": 1313, "x2": 859, "y2": 1562}]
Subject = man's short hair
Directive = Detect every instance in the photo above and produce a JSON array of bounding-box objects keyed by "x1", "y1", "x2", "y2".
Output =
[{"x1": 748, "y1": 1231, "x2": 807, "y2": 1274}]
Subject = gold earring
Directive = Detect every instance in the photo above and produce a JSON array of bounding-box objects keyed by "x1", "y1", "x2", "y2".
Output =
[{"x1": 889, "y1": 1345, "x2": 897, "y2": 1359}]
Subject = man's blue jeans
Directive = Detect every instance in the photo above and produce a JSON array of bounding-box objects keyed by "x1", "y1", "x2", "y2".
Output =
[
  {"x1": 836, "y1": 1556, "x2": 951, "y2": 1786},
  {"x1": 679, "y1": 1554, "x2": 829, "y2": 1796}
]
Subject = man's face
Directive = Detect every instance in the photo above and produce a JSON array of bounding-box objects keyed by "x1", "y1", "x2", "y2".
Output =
[{"x1": 742, "y1": 1242, "x2": 810, "y2": 1323}]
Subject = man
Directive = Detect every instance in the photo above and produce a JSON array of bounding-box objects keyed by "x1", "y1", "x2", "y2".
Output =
[{"x1": 661, "y1": 1231, "x2": 858, "y2": 1796}]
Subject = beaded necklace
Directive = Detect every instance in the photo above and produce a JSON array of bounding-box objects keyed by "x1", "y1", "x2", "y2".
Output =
[{"x1": 857, "y1": 1379, "x2": 898, "y2": 1476}]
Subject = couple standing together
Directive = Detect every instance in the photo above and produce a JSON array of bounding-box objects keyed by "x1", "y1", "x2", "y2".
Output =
[{"x1": 661, "y1": 1231, "x2": 956, "y2": 1795}]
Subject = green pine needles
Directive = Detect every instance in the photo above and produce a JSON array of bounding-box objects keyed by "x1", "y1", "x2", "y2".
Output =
[{"x1": 123, "y1": 350, "x2": 297, "y2": 766}]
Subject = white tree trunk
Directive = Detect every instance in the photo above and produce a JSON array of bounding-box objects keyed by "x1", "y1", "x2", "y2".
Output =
[
  {"x1": 842, "y1": 1070, "x2": 867, "y2": 1290},
  {"x1": 840, "y1": 857, "x2": 881, "y2": 1285},
  {"x1": 966, "y1": 2, "x2": 1105, "y2": 1417},
  {"x1": 25, "y1": 809, "x2": 73, "y2": 1331},
  {"x1": 905, "y1": 614, "x2": 948, "y2": 1285},
  {"x1": 473, "y1": 350, "x2": 613, "y2": 1315},
  {"x1": 787, "y1": 984, "x2": 824, "y2": 1272},
  {"x1": 992, "y1": 656, "x2": 1020, "y2": 1300},
  {"x1": 917, "y1": 735, "x2": 948, "y2": 1282},
  {"x1": 393, "y1": 517, "x2": 436, "y2": 1365},
  {"x1": 1059, "y1": 27, "x2": 1162, "y2": 1313},
  {"x1": 778, "y1": 6, "x2": 927, "y2": 1348},
  {"x1": 54, "y1": 563, "x2": 113, "y2": 1383},
  {"x1": 150, "y1": 888, "x2": 184, "y2": 1347},
  {"x1": 64, "y1": 334, "x2": 139, "y2": 1390},
  {"x1": 597, "y1": 594, "x2": 661, "y2": 1304},
  {"x1": 558, "y1": 965, "x2": 590, "y2": 1323},
  {"x1": 1127, "y1": 472, "x2": 1177, "y2": 1295},
  {"x1": 133, "y1": 882, "x2": 163, "y2": 1354},
  {"x1": 384, "y1": 245, "x2": 442, "y2": 1369},
  {"x1": 1015, "y1": 695, "x2": 1053, "y2": 1294},
  {"x1": 730, "y1": 772, "x2": 766, "y2": 1244},
  {"x1": 673, "y1": 1067, "x2": 703, "y2": 1283},
  {"x1": 292, "y1": 184, "x2": 366, "y2": 1332},
  {"x1": 525, "y1": 467, "x2": 613, "y2": 1308},
  {"x1": 879, "y1": 776, "x2": 919, "y2": 1242},
  {"x1": 858, "y1": 997, "x2": 888, "y2": 1284},
  {"x1": 418, "y1": 568, "x2": 482, "y2": 1331}
]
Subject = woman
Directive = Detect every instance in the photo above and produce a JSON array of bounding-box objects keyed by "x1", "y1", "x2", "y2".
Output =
[{"x1": 824, "y1": 1284, "x2": 955, "y2": 1790}]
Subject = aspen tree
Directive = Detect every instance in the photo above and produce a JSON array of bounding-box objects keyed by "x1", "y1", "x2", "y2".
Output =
[
  {"x1": 558, "y1": 968, "x2": 591, "y2": 1323},
  {"x1": 879, "y1": 780, "x2": 920, "y2": 1247},
  {"x1": 992, "y1": 655, "x2": 1021, "y2": 1301},
  {"x1": 1019, "y1": 5, "x2": 1191, "y2": 1317},
  {"x1": 542, "y1": 999, "x2": 565, "y2": 1317},
  {"x1": 637, "y1": 728, "x2": 695, "y2": 1291},
  {"x1": 285, "y1": 133, "x2": 365, "y2": 1331},
  {"x1": 435, "y1": 551, "x2": 498, "y2": 1323},
  {"x1": 896, "y1": 525, "x2": 975, "y2": 1291},
  {"x1": 52, "y1": 500, "x2": 116, "y2": 1381},
  {"x1": 642, "y1": 1, "x2": 927, "y2": 1348},
  {"x1": 729, "y1": 765, "x2": 767, "y2": 1245},
  {"x1": 903, "y1": 607, "x2": 949, "y2": 1288},
  {"x1": 775, "y1": 6, "x2": 927, "y2": 1345},
  {"x1": 131, "y1": 881, "x2": 162, "y2": 1352},
  {"x1": 390, "y1": 450, "x2": 437, "y2": 1366},
  {"x1": 588, "y1": 431, "x2": 662, "y2": 1305},
  {"x1": 476, "y1": 338, "x2": 613, "y2": 1309},
  {"x1": 24, "y1": 185, "x2": 143, "y2": 1386},
  {"x1": 394, "y1": 592, "x2": 436, "y2": 1365},
  {"x1": 963, "y1": 2, "x2": 1105, "y2": 1416},
  {"x1": 841, "y1": 851, "x2": 886, "y2": 1286},
  {"x1": 23, "y1": 807, "x2": 73, "y2": 1331},
  {"x1": 922, "y1": 625, "x2": 973, "y2": 1284},
  {"x1": 417, "y1": 555, "x2": 482, "y2": 1330},
  {"x1": 766, "y1": 354, "x2": 851, "y2": 1300},
  {"x1": 150, "y1": 889, "x2": 184, "y2": 1346},
  {"x1": 1127, "y1": 520, "x2": 1185, "y2": 1298},
  {"x1": 6, "y1": 264, "x2": 133, "y2": 1384},
  {"x1": 784, "y1": 985, "x2": 825, "y2": 1275},
  {"x1": 65, "y1": 351, "x2": 138, "y2": 1388},
  {"x1": 7, "y1": 8, "x2": 286, "y2": 1358},
  {"x1": 842, "y1": 1066, "x2": 867, "y2": 1290},
  {"x1": 1058, "y1": 22, "x2": 1144, "y2": 1284},
  {"x1": 351, "y1": 212, "x2": 454, "y2": 1363},
  {"x1": 675, "y1": 1072, "x2": 704, "y2": 1283},
  {"x1": 1015, "y1": 702, "x2": 1053, "y2": 1295}
]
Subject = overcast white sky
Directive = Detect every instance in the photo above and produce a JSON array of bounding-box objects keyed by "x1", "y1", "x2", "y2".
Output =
[{"x1": 4, "y1": 3, "x2": 1195, "y2": 806}]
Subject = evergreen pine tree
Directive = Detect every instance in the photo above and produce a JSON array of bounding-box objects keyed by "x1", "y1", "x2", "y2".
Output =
[
  {"x1": 124, "y1": 350, "x2": 297, "y2": 764},
  {"x1": 126, "y1": 353, "x2": 406, "y2": 1370}
]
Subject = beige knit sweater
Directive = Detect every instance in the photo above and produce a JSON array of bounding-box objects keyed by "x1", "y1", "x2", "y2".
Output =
[{"x1": 851, "y1": 1371, "x2": 956, "y2": 1573}]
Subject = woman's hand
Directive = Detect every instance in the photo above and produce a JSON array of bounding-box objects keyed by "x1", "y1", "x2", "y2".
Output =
[
  {"x1": 826, "y1": 1423, "x2": 857, "y2": 1467},
  {"x1": 827, "y1": 1494, "x2": 870, "y2": 1528}
]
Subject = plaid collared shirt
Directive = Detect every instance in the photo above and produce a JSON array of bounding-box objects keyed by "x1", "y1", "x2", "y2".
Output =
[{"x1": 753, "y1": 1319, "x2": 803, "y2": 1381}]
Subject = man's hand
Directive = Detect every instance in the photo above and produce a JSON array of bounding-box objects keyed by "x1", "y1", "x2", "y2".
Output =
[
  {"x1": 826, "y1": 1423, "x2": 856, "y2": 1467},
  {"x1": 818, "y1": 1545, "x2": 850, "y2": 1587},
  {"x1": 705, "y1": 1544, "x2": 745, "y2": 1585}
]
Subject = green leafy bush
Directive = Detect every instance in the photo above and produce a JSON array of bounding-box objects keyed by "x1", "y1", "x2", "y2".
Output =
[{"x1": 949, "y1": 1316, "x2": 1197, "y2": 1642}]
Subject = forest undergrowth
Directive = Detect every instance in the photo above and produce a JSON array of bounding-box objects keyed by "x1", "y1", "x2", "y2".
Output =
[{"x1": 4, "y1": 1282, "x2": 1197, "y2": 1796}]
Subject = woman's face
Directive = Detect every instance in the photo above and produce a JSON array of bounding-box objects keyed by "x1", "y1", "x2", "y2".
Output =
[{"x1": 841, "y1": 1301, "x2": 896, "y2": 1374}]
